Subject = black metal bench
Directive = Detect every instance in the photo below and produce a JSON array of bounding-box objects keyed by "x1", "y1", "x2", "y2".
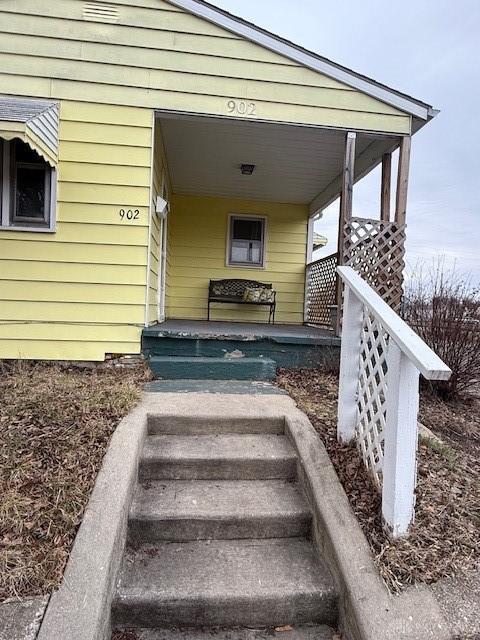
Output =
[{"x1": 208, "y1": 279, "x2": 276, "y2": 324}]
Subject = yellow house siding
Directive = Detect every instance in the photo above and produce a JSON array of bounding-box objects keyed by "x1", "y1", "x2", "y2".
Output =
[
  {"x1": 0, "y1": 0, "x2": 412, "y2": 134},
  {"x1": 0, "y1": 0, "x2": 414, "y2": 360},
  {"x1": 0, "y1": 101, "x2": 153, "y2": 360},
  {"x1": 167, "y1": 195, "x2": 308, "y2": 324}
]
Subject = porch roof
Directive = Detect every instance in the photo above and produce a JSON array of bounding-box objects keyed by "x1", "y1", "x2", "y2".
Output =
[{"x1": 158, "y1": 112, "x2": 398, "y2": 213}]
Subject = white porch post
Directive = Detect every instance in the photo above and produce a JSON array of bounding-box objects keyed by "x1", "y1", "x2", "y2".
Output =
[
  {"x1": 306, "y1": 214, "x2": 316, "y2": 264},
  {"x1": 337, "y1": 285, "x2": 363, "y2": 442},
  {"x1": 304, "y1": 214, "x2": 316, "y2": 323},
  {"x1": 382, "y1": 340, "x2": 420, "y2": 537}
]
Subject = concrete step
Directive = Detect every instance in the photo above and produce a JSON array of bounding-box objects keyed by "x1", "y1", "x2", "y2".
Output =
[
  {"x1": 148, "y1": 356, "x2": 277, "y2": 381},
  {"x1": 129, "y1": 480, "x2": 311, "y2": 543},
  {"x1": 147, "y1": 414, "x2": 285, "y2": 436},
  {"x1": 113, "y1": 538, "x2": 338, "y2": 628},
  {"x1": 139, "y1": 434, "x2": 297, "y2": 481},
  {"x1": 112, "y1": 624, "x2": 338, "y2": 639}
]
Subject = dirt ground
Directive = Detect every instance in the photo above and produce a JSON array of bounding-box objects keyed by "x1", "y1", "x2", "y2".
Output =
[{"x1": 276, "y1": 369, "x2": 480, "y2": 594}]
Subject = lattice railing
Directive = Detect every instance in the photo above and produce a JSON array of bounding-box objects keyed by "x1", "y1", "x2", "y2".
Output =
[
  {"x1": 337, "y1": 267, "x2": 451, "y2": 537},
  {"x1": 356, "y1": 309, "x2": 389, "y2": 486},
  {"x1": 305, "y1": 253, "x2": 338, "y2": 327},
  {"x1": 343, "y1": 217, "x2": 406, "y2": 311}
]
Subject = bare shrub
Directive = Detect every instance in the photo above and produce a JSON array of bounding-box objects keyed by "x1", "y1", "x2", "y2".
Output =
[{"x1": 402, "y1": 260, "x2": 480, "y2": 399}]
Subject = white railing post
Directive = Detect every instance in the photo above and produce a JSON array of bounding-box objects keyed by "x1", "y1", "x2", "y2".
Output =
[
  {"x1": 337, "y1": 285, "x2": 363, "y2": 442},
  {"x1": 304, "y1": 263, "x2": 311, "y2": 323},
  {"x1": 382, "y1": 341, "x2": 420, "y2": 537}
]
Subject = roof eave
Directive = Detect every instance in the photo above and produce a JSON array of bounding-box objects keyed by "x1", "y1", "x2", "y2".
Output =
[{"x1": 166, "y1": 0, "x2": 435, "y2": 121}]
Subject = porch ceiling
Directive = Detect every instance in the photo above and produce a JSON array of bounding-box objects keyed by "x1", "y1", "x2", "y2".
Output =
[{"x1": 158, "y1": 114, "x2": 397, "y2": 209}]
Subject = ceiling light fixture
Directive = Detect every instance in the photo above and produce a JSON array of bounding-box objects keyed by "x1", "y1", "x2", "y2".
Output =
[{"x1": 240, "y1": 164, "x2": 256, "y2": 176}]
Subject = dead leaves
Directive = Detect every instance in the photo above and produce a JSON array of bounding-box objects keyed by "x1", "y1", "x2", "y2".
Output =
[
  {"x1": 276, "y1": 368, "x2": 480, "y2": 594},
  {"x1": 0, "y1": 360, "x2": 149, "y2": 600}
]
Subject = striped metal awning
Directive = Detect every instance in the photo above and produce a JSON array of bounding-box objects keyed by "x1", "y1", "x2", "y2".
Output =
[{"x1": 0, "y1": 96, "x2": 59, "y2": 166}]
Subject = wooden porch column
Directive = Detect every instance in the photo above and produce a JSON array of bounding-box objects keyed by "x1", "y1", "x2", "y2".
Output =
[
  {"x1": 341, "y1": 132, "x2": 357, "y2": 229},
  {"x1": 337, "y1": 132, "x2": 357, "y2": 265},
  {"x1": 395, "y1": 136, "x2": 412, "y2": 225},
  {"x1": 381, "y1": 152, "x2": 392, "y2": 222},
  {"x1": 336, "y1": 131, "x2": 356, "y2": 334}
]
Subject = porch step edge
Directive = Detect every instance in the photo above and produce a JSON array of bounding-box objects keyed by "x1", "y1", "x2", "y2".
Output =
[{"x1": 148, "y1": 356, "x2": 277, "y2": 381}]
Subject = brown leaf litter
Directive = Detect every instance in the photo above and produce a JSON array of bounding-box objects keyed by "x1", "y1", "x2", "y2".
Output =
[
  {"x1": 0, "y1": 360, "x2": 150, "y2": 601},
  {"x1": 276, "y1": 368, "x2": 480, "y2": 594}
]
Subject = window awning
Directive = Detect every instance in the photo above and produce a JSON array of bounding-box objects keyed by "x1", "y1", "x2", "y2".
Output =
[{"x1": 0, "y1": 96, "x2": 59, "y2": 167}]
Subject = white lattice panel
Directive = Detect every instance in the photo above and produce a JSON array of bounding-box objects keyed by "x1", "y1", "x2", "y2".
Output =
[
  {"x1": 355, "y1": 307, "x2": 389, "y2": 486},
  {"x1": 337, "y1": 266, "x2": 452, "y2": 536},
  {"x1": 344, "y1": 217, "x2": 406, "y2": 311},
  {"x1": 306, "y1": 253, "x2": 338, "y2": 327}
]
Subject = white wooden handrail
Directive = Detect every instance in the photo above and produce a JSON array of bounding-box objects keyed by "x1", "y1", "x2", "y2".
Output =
[
  {"x1": 338, "y1": 267, "x2": 451, "y2": 380},
  {"x1": 336, "y1": 266, "x2": 451, "y2": 537}
]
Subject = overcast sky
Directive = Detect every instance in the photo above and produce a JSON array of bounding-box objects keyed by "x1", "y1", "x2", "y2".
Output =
[{"x1": 214, "y1": 0, "x2": 480, "y2": 283}]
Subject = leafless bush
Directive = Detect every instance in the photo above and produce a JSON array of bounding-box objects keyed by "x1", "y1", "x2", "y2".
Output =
[{"x1": 402, "y1": 260, "x2": 480, "y2": 399}]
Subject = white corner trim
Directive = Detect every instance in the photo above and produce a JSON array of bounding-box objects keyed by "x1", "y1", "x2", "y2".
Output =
[
  {"x1": 166, "y1": 0, "x2": 432, "y2": 120},
  {"x1": 49, "y1": 167, "x2": 58, "y2": 232},
  {"x1": 144, "y1": 111, "x2": 156, "y2": 328}
]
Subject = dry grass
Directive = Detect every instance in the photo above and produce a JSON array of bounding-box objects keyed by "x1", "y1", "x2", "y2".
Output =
[
  {"x1": 276, "y1": 368, "x2": 480, "y2": 593},
  {"x1": 0, "y1": 360, "x2": 150, "y2": 602}
]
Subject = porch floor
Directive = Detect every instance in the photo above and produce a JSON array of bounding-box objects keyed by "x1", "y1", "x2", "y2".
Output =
[{"x1": 144, "y1": 320, "x2": 338, "y2": 345}]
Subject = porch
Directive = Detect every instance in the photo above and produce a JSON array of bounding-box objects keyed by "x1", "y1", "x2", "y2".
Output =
[
  {"x1": 149, "y1": 110, "x2": 415, "y2": 337},
  {"x1": 142, "y1": 319, "x2": 340, "y2": 379}
]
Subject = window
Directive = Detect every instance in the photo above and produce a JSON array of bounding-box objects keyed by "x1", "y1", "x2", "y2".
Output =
[
  {"x1": 227, "y1": 215, "x2": 266, "y2": 268},
  {"x1": 1, "y1": 139, "x2": 55, "y2": 231}
]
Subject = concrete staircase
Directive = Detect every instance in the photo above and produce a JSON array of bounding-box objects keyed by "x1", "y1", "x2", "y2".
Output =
[{"x1": 111, "y1": 415, "x2": 339, "y2": 638}]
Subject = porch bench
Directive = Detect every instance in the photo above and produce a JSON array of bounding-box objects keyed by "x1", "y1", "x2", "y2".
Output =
[{"x1": 208, "y1": 279, "x2": 276, "y2": 324}]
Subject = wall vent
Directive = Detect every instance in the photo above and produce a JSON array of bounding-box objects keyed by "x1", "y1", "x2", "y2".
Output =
[{"x1": 83, "y1": 2, "x2": 119, "y2": 24}]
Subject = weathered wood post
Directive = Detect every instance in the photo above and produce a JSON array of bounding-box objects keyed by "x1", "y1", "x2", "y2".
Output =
[
  {"x1": 335, "y1": 131, "x2": 356, "y2": 335},
  {"x1": 395, "y1": 136, "x2": 411, "y2": 225},
  {"x1": 381, "y1": 152, "x2": 392, "y2": 222}
]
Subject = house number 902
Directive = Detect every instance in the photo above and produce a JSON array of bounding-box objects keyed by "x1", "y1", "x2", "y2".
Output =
[
  {"x1": 119, "y1": 209, "x2": 140, "y2": 221},
  {"x1": 227, "y1": 100, "x2": 256, "y2": 116}
]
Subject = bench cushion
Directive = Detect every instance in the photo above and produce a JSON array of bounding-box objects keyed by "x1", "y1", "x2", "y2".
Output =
[
  {"x1": 243, "y1": 286, "x2": 275, "y2": 303},
  {"x1": 209, "y1": 279, "x2": 273, "y2": 300}
]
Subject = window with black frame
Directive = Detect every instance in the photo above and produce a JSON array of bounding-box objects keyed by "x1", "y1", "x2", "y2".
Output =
[
  {"x1": 228, "y1": 215, "x2": 266, "y2": 268},
  {"x1": 0, "y1": 139, "x2": 52, "y2": 229}
]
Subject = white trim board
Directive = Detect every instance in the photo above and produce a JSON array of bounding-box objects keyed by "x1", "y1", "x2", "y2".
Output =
[{"x1": 166, "y1": 0, "x2": 436, "y2": 121}]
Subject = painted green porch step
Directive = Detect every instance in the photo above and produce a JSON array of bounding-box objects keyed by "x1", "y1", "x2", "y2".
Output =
[
  {"x1": 142, "y1": 335, "x2": 339, "y2": 369},
  {"x1": 148, "y1": 355, "x2": 277, "y2": 380}
]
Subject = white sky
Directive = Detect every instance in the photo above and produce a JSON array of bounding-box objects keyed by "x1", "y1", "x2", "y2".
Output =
[{"x1": 213, "y1": 0, "x2": 480, "y2": 283}]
